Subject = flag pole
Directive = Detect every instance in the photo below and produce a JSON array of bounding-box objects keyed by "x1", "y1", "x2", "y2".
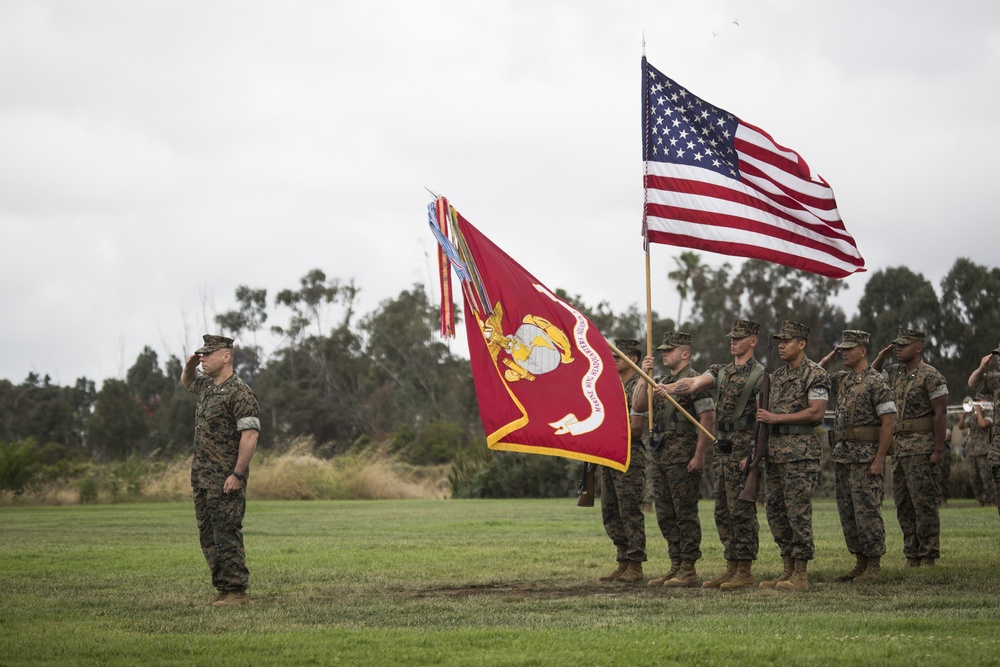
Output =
[
  {"x1": 641, "y1": 53, "x2": 656, "y2": 452},
  {"x1": 609, "y1": 341, "x2": 716, "y2": 443},
  {"x1": 644, "y1": 242, "x2": 655, "y2": 452}
]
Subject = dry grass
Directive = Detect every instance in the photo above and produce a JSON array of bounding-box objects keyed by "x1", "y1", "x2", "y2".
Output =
[
  {"x1": 0, "y1": 438, "x2": 451, "y2": 505},
  {"x1": 248, "y1": 438, "x2": 450, "y2": 501}
]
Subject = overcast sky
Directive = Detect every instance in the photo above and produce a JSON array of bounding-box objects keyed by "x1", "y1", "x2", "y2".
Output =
[{"x1": 2, "y1": 0, "x2": 998, "y2": 386}]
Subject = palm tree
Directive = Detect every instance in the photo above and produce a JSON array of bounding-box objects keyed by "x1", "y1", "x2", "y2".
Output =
[{"x1": 667, "y1": 251, "x2": 707, "y2": 327}]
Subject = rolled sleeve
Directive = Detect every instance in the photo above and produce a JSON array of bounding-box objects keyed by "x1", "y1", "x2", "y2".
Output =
[
  {"x1": 928, "y1": 385, "x2": 949, "y2": 401},
  {"x1": 807, "y1": 387, "x2": 829, "y2": 402},
  {"x1": 236, "y1": 416, "x2": 260, "y2": 432},
  {"x1": 875, "y1": 401, "x2": 897, "y2": 416}
]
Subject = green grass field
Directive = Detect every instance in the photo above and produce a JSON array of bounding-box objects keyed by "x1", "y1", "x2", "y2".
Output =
[{"x1": 1, "y1": 498, "x2": 997, "y2": 666}]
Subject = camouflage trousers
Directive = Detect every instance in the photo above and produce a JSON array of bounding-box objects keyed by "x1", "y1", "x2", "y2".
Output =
[
  {"x1": 993, "y1": 464, "x2": 1000, "y2": 519},
  {"x1": 834, "y1": 462, "x2": 886, "y2": 558},
  {"x1": 937, "y1": 446, "x2": 952, "y2": 502},
  {"x1": 764, "y1": 459, "x2": 819, "y2": 561},
  {"x1": 712, "y1": 450, "x2": 759, "y2": 561},
  {"x1": 649, "y1": 450, "x2": 702, "y2": 562},
  {"x1": 891, "y1": 455, "x2": 940, "y2": 560},
  {"x1": 970, "y1": 455, "x2": 996, "y2": 506},
  {"x1": 194, "y1": 486, "x2": 249, "y2": 592},
  {"x1": 599, "y1": 443, "x2": 647, "y2": 563}
]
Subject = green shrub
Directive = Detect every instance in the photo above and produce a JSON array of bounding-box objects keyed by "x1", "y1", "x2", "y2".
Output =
[
  {"x1": 78, "y1": 476, "x2": 98, "y2": 503},
  {"x1": 0, "y1": 440, "x2": 43, "y2": 494},
  {"x1": 450, "y1": 446, "x2": 577, "y2": 499}
]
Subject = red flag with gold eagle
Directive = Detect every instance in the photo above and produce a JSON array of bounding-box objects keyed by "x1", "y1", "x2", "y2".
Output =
[{"x1": 428, "y1": 197, "x2": 630, "y2": 471}]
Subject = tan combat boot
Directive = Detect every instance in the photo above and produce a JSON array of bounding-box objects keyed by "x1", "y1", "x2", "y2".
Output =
[
  {"x1": 759, "y1": 556, "x2": 793, "y2": 589},
  {"x1": 776, "y1": 559, "x2": 809, "y2": 590},
  {"x1": 853, "y1": 555, "x2": 881, "y2": 582},
  {"x1": 202, "y1": 591, "x2": 227, "y2": 607},
  {"x1": 833, "y1": 554, "x2": 868, "y2": 582},
  {"x1": 618, "y1": 561, "x2": 645, "y2": 583},
  {"x1": 719, "y1": 560, "x2": 754, "y2": 590},
  {"x1": 919, "y1": 557, "x2": 936, "y2": 567},
  {"x1": 905, "y1": 557, "x2": 921, "y2": 568},
  {"x1": 702, "y1": 560, "x2": 737, "y2": 589},
  {"x1": 647, "y1": 559, "x2": 681, "y2": 586},
  {"x1": 663, "y1": 560, "x2": 699, "y2": 588},
  {"x1": 598, "y1": 562, "x2": 628, "y2": 581},
  {"x1": 212, "y1": 590, "x2": 250, "y2": 606}
]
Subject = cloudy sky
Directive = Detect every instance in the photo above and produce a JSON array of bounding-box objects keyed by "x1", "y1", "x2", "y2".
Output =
[{"x1": 2, "y1": 0, "x2": 997, "y2": 386}]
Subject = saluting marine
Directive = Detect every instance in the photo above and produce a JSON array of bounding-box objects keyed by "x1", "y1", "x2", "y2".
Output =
[
  {"x1": 820, "y1": 330, "x2": 896, "y2": 582},
  {"x1": 874, "y1": 328, "x2": 948, "y2": 566}
]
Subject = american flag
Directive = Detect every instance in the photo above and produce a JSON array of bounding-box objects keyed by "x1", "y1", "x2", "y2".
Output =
[{"x1": 642, "y1": 57, "x2": 865, "y2": 278}]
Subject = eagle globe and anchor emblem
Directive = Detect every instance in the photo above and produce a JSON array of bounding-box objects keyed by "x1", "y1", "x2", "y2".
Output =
[
  {"x1": 479, "y1": 293, "x2": 609, "y2": 437},
  {"x1": 481, "y1": 302, "x2": 574, "y2": 382}
]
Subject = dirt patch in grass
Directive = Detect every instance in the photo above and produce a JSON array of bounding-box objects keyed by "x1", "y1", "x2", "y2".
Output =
[{"x1": 412, "y1": 582, "x2": 653, "y2": 599}]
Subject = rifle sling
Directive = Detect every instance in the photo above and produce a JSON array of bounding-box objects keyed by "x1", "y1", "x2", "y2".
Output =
[{"x1": 715, "y1": 363, "x2": 764, "y2": 439}]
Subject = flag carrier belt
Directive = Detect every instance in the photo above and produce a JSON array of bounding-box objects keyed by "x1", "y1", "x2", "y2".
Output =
[
  {"x1": 716, "y1": 419, "x2": 754, "y2": 441},
  {"x1": 771, "y1": 424, "x2": 819, "y2": 435},
  {"x1": 895, "y1": 416, "x2": 934, "y2": 434},
  {"x1": 833, "y1": 426, "x2": 882, "y2": 443},
  {"x1": 653, "y1": 422, "x2": 698, "y2": 434}
]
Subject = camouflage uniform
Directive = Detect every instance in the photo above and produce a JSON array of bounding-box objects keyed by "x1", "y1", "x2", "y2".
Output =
[
  {"x1": 829, "y1": 333, "x2": 897, "y2": 559},
  {"x1": 884, "y1": 332, "x2": 948, "y2": 561},
  {"x1": 938, "y1": 429, "x2": 953, "y2": 504},
  {"x1": 980, "y1": 368, "x2": 1000, "y2": 517},
  {"x1": 647, "y1": 344, "x2": 715, "y2": 564},
  {"x1": 600, "y1": 340, "x2": 647, "y2": 565},
  {"x1": 189, "y1": 339, "x2": 261, "y2": 594},
  {"x1": 765, "y1": 323, "x2": 830, "y2": 563},
  {"x1": 962, "y1": 403, "x2": 995, "y2": 506},
  {"x1": 705, "y1": 321, "x2": 764, "y2": 562}
]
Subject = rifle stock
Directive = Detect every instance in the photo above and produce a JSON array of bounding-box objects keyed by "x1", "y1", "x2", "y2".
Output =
[
  {"x1": 576, "y1": 462, "x2": 595, "y2": 507},
  {"x1": 739, "y1": 340, "x2": 773, "y2": 503},
  {"x1": 737, "y1": 422, "x2": 767, "y2": 502}
]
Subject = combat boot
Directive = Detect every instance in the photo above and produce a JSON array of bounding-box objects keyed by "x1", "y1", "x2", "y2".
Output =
[
  {"x1": 663, "y1": 560, "x2": 699, "y2": 588},
  {"x1": 202, "y1": 591, "x2": 227, "y2": 607},
  {"x1": 647, "y1": 559, "x2": 681, "y2": 586},
  {"x1": 776, "y1": 559, "x2": 809, "y2": 590},
  {"x1": 702, "y1": 560, "x2": 737, "y2": 589},
  {"x1": 759, "y1": 556, "x2": 793, "y2": 589},
  {"x1": 212, "y1": 590, "x2": 250, "y2": 606},
  {"x1": 618, "y1": 561, "x2": 645, "y2": 583},
  {"x1": 919, "y1": 557, "x2": 936, "y2": 567},
  {"x1": 719, "y1": 560, "x2": 754, "y2": 590},
  {"x1": 853, "y1": 555, "x2": 881, "y2": 582},
  {"x1": 905, "y1": 557, "x2": 921, "y2": 568},
  {"x1": 598, "y1": 562, "x2": 627, "y2": 581},
  {"x1": 833, "y1": 554, "x2": 868, "y2": 582}
]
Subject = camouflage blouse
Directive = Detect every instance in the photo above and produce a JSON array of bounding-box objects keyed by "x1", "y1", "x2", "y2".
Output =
[
  {"x1": 703, "y1": 358, "x2": 765, "y2": 458},
  {"x1": 883, "y1": 361, "x2": 948, "y2": 458},
  {"x1": 623, "y1": 372, "x2": 642, "y2": 413},
  {"x1": 767, "y1": 358, "x2": 830, "y2": 463},
  {"x1": 981, "y1": 371, "x2": 1000, "y2": 463},
  {"x1": 189, "y1": 373, "x2": 260, "y2": 489},
  {"x1": 829, "y1": 367, "x2": 896, "y2": 464},
  {"x1": 648, "y1": 365, "x2": 714, "y2": 466},
  {"x1": 705, "y1": 358, "x2": 765, "y2": 424},
  {"x1": 963, "y1": 411, "x2": 992, "y2": 458}
]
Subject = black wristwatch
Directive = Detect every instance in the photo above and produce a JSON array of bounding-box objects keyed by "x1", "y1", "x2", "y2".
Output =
[{"x1": 232, "y1": 471, "x2": 247, "y2": 483}]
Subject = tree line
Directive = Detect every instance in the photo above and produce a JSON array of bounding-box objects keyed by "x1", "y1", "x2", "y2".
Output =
[{"x1": 2, "y1": 258, "x2": 998, "y2": 496}]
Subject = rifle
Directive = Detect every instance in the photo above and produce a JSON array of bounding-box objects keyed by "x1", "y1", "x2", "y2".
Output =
[
  {"x1": 576, "y1": 462, "x2": 595, "y2": 507},
  {"x1": 739, "y1": 339, "x2": 773, "y2": 502}
]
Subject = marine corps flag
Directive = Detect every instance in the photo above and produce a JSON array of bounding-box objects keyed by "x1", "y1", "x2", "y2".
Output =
[{"x1": 428, "y1": 197, "x2": 631, "y2": 471}]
